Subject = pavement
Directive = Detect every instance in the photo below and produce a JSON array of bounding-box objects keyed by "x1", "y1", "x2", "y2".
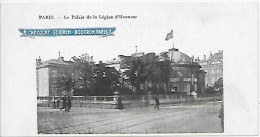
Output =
[{"x1": 38, "y1": 101, "x2": 223, "y2": 134}]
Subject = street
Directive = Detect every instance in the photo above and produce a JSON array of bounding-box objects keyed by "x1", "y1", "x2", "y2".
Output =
[{"x1": 38, "y1": 101, "x2": 223, "y2": 134}]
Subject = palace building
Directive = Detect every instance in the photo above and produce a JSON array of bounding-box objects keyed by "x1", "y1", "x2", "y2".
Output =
[
  {"x1": 107, "y1": 47, "x2": 206, "y2": 95},
  {"x1": 167, "y1": 48, "x2": 205, "y2": 95},
  {"x1": 195, "y1": 50, "x2": 223, "y2": 86}
]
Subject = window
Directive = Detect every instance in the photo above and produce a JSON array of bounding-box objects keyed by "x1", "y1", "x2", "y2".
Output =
[
  {"x1": 61, "y1": 74, "x2": 67, "y2": 78},
  {"x1": 52, "y1": 69, "x2": 57, "y2": 77},
  {"x1": 52, "y1": 69, "x2": 57, "y2": 73},
  {"x1": 52, "y1": 80, "x2": 57, "y2": 85},
  {"x1": 211, "y1": 69, "x2": 214, "y2": 74}
]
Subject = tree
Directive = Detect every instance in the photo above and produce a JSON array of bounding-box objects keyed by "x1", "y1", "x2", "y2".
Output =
[
  {"x1": 159, "y1": 52, "x2": 170, "y2": 61},
  {"x1": 93, "y1": 62, "x2": 120, "y2": 96},
  {"x1": 157, "y1": 52, "x2": 171, "y2": 93},
  {"x1": 54, "y1": 72, "x2": 72, "y2": 96},
  {"x1": 205, "y1": 86, "x2": 216, "y2": 94},
  {"x1": 127, "y1": 53, "x2": 160, "y2": 94},
  {"x1": 129, "y1": 58, "x2": 144, "y2": 93},
  {"x1": 118, "y1": 52, "x2": 171, "y2": 95},
  {"x1": 156, "y1": 61, "x2": 170, "y2": 93},
  {"x1": 214, "y1": 77, "x2": 223, "y2": 94},
  {"x1": 70, "y1": 54, "x2": 95, "y2": 96}
]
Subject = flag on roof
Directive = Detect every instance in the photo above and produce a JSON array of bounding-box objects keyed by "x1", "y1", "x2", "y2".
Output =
[{"x1": 165, "y1": 30, "x2": 173, "y2": 41}]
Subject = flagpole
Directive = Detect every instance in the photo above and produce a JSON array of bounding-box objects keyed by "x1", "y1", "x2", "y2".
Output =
[
  {"x1": 172, "y1": 34, "x2": 174, "y2": 48},
  {"x1": 172, "y1": 30, "x2": 174, "y2": 48}
]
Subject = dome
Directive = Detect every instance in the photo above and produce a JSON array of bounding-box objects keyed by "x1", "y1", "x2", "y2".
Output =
[{"x1": 168, "y1": 48, "x2": 192, "y2": 63}]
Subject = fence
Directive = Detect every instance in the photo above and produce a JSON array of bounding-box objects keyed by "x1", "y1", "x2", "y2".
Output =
[{"x1": 37, "y1": 94, "x2": 222, "y2": 109}]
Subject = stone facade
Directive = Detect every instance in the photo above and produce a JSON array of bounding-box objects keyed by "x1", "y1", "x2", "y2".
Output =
[
  {"x1": 196, "y1": 50, "x2": 223, "y2": 86},
  {"x1": 36, "y1": 56, "x2": 72, "y2": 96},
  {"x1": 167, "y1": 48, "x2": 205, "y2": 94}
]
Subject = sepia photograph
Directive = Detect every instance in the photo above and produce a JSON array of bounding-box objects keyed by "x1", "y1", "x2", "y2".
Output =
[{"x1": 36, "y1": 43, "x2": 224, "y2": 134}]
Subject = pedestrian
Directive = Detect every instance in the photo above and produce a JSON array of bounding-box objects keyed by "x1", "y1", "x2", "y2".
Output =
[
  {"x1": 53, "y1": 97, "x2": 56, "y2": 108},
  {"x1": 191, "y1": 91, "x2": 197, "y2": 101},
  {"x1": 67, "y1": 96, "x2": 72, "y2": 111},
  {"x1": 154, "y1": 96, "x2": 160, "y2": 110},
  {"x1": 219, "y1": 103, "x2": 224, "y2": 132},
  {"x1": 56, "y1": 98, "x2": 60, "y2": 108},
  {"x1": 60, "y1": 95, "x2": 67, "y2": 111},
  {"x1": 118, "y1": 95, "x2": 124, "y2": 110}
]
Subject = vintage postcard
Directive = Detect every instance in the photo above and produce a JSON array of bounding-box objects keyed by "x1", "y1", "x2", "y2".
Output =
[{"x1": 0, "y1": 1, "x2": 259, "y2": 136}]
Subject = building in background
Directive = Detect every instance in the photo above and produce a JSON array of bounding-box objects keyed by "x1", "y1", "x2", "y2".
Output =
[
  {"x1": 36, "y1": 54, "x2": 73, "y2": 96},
  {"x1": 104, "y1": 58, "x2": 121, "y2": 71},
  {"x1": 195, "y1": 50, "x2": 223, "y2": 86},
  {"x1": 37, "y1": 48, "x2": 207, "y2": 96},
  {"x1": 131, "y1": 52, "x2": 145, "y2": 57}
]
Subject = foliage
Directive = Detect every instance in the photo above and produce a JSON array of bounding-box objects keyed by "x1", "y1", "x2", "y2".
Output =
[
  {"x1": 214, "y1": 77, "x2": 223, "y2": 89},
  {"x1": 159, "y1": 52, "x2": 169, "y2": 61},
  {"x1": 55, "y1": 73, "x2": 72, "y2": 95},
  {"x1": 58, "y1": 51, "x2": 172, "y2": 96},
  {"x1": 123, "y1": 52, "x2": 171, "y2": 94},
  {"x1": 92, "y1": 63, "x2": 120, "y2": 96},
  {"x1": 214, "y1": 77, "x2": 223, "y2": 93},
  {"x1": 205, "y1": 86, "x2": 216, "y2": 94},
  {"x1": 70, "y1": 54, "x2": 95, "y2": 96}
]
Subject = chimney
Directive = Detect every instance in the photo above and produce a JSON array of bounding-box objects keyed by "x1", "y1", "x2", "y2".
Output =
[
  {"x1": 36, "y1": 56, "x2": 42, "y2": 65},
  {"x1": 204, "y1": 54, "x2": 206, "y2": 61},
  {"x1": 58, "y1": 51, "x2": 64, "y2": 62},
  {"x1": 191, "y1": 55, "x2": 194, "y2": 62},
  {"x1": 58, "y1": 56, "x2": 64, "y2": 62},
  {"x1": 210, "y1": 51, "x2": 213, "y2": 58}
]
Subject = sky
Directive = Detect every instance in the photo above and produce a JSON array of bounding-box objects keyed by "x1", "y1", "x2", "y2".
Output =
[{"x1": 3, "y1": 3, "x2": 257, "y2": 63}]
